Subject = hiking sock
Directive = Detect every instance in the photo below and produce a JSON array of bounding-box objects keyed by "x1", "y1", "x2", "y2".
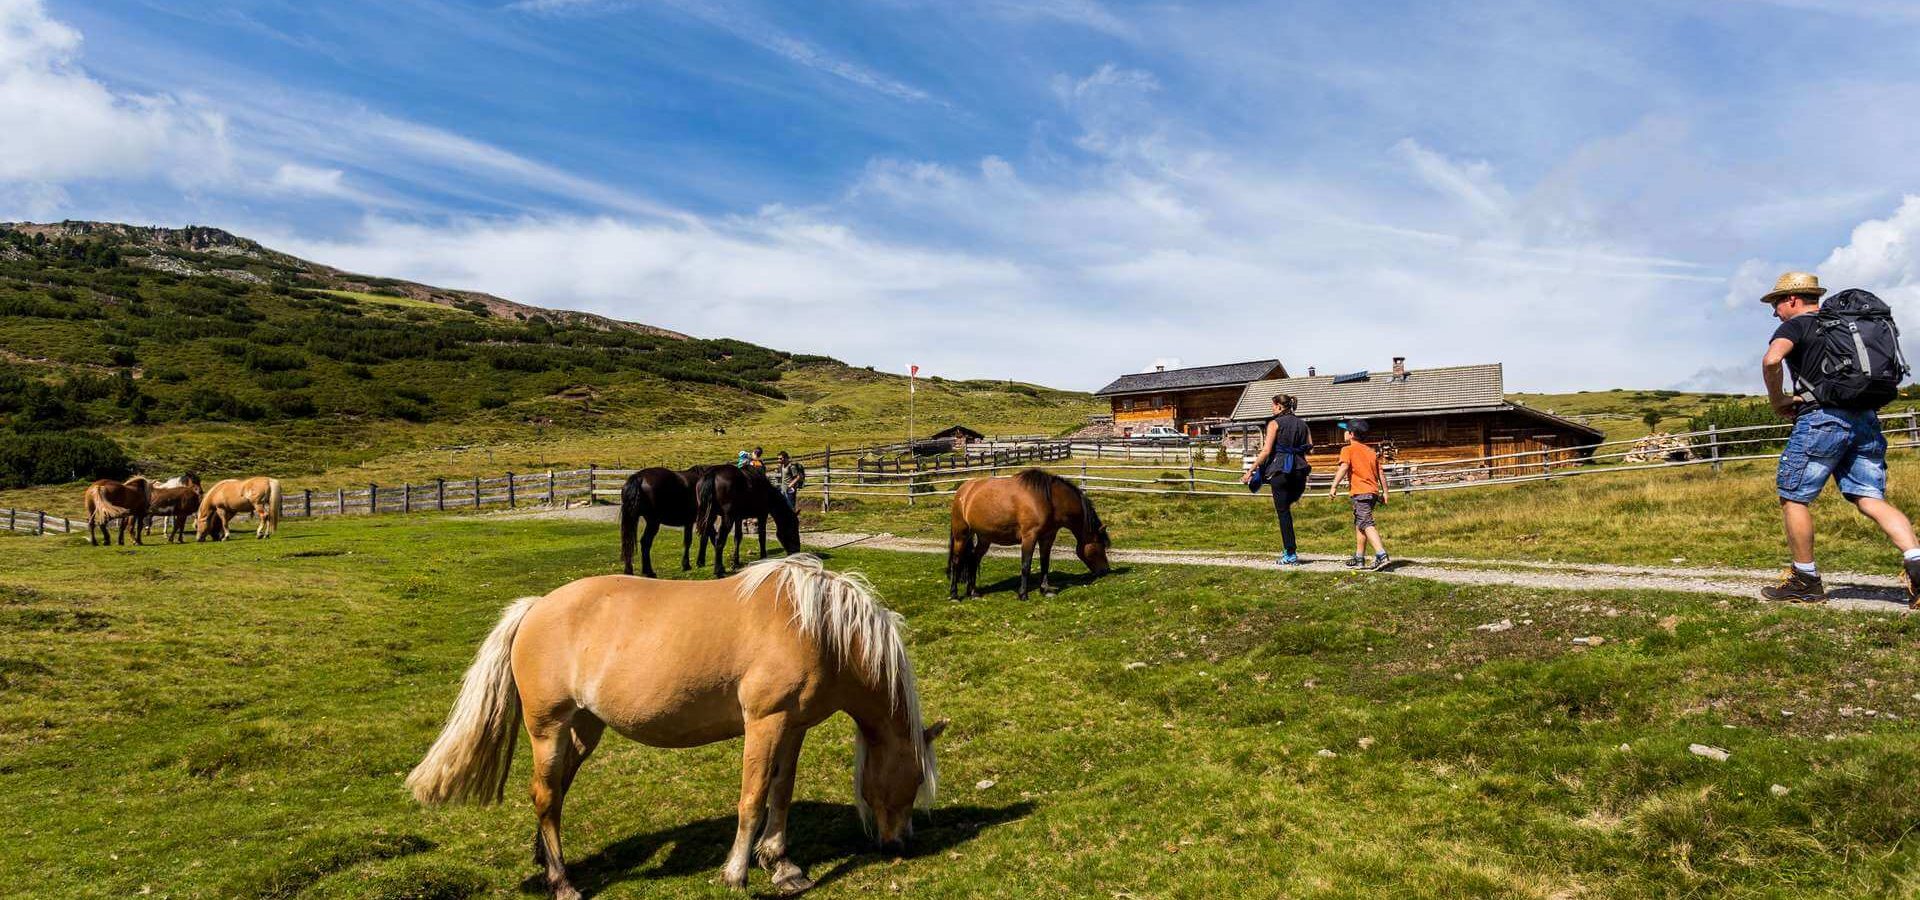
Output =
[
  {"x1": 1904, "y1": 548, "x2": 1920, "y2": 563},
  {"x1": 1792, "y1": 561, "x2": 1818, "y2": 578}
]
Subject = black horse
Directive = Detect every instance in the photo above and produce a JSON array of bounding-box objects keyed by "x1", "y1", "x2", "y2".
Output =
[
  {"x1": 619, "y1": 465, "x2": 713, "y2": 577},
  {"x1": 695, "y1": 466, "x2": 801, "y2": 577}
]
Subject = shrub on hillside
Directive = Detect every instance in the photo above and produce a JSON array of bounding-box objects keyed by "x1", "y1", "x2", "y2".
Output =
[
  {"x1": 0, "y1": 430, "x2": 132, "y2": 488},
  {"x1": 1688, "y1": 400, "x2": 1789, "y2": 454},
  {"x1": 243, "y1": 347, "x2": 307, "y2": 373}
]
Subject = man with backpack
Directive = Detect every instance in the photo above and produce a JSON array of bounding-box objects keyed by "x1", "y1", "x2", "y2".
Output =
[{"x1": 1758, "y1": 271, "x2": 1920, "y2": 605}]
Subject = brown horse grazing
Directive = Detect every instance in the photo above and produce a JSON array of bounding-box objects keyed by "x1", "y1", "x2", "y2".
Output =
[
  {"x1": 948, "y1": 468, "x2": 1111, "y2": 600},
  {"x1": 144, "y1": 475, "x2": 202, "y2": 544},
  {"x1": 696, "y1": 466, "x2": 801, "y2": 577},
  {"x1": 618, "y1": 464, "x2": 712, "y2": 577},
  {"x1": 407, "y1": 555, "x2": 943, "y2": 899},
  {"x1": 84, "y1": 476, "x2": 152, "y2": 546},
  {"x1": 196, "y1": 476, "x2": 281, "y2": 541}
]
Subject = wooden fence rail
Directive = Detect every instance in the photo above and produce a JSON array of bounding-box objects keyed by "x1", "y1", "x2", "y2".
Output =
[{"x1": 0, "y1": 508, "x2": 78, "y2": 535}]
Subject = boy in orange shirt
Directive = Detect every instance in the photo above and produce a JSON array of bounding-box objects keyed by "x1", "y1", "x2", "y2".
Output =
[{"x1": 1328, "y1": 418, "x2": 1390, "y2": 570}]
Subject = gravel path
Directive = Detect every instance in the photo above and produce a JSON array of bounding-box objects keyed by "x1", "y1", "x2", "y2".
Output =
[{"x1": 522, "y1": 505, "x2": 1912, "y2": 613}]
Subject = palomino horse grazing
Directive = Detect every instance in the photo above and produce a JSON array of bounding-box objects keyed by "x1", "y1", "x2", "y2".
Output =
[
  {"x1": 83, "y1": 476, "x2": 152, "y2": 546},
  {"x1": 696, "y1": 466, "x2": 801, "y2": 577},
  {"x1": 618, "y1": 464, "x2": 712, "y2": 577},
  {"x1": 407, "y1": 555, "x2": 943, "y2": 899},
  {"x1": 144, "y1": 475, "x2": 202, "y2": 544},
  {"x1": 948, "y1": 468, "x2": 1112, "y2": 600},
  {"x1": 196, "y1": 477, "x2": 281, "y2": 541}
]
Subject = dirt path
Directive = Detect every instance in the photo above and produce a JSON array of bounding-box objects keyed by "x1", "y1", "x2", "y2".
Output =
[{"x1": 532, "y1": 505, "x2": 1912, "y2": 612}]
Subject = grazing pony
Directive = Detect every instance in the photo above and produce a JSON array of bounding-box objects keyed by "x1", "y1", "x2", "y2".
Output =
[
  {"x1": 696, "y1": 466, "x2": 801, "y2": 577},
  {"x1": 83, "y1": 476, "x2": 152, "y2": 546},
  {"x1": 406, "y1": 554, "x2": 943, "y2": 898},
  {"x1": 617, "y1": 464, "x2": 712, "y2": 577},
  {"x1": 196, "y1": 477, "x2": 281, "y2": 541},
  {"x1": 145, "y1": 475, "x2": 202, "y2": 544},
  {"x1": 948, "y1": 468, "x2": 1111, "y2": 600}
]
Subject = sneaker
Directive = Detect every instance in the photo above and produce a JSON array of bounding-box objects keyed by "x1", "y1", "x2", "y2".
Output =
[
  {"x1": 1761, "y1": 569, "x2": 1826, "y2": 603},
  {"x1": 1903, "y1": 557, "x2": 1920, "y2": 608},
  {"x1": 1344, "y1": 555, "x2": 1363, "y2": 568},
  {"x1": 1276, "y1": 553, "x2": 1301, "y2": 567},
  {"x1": 1371, "y1": 552, "x2": 1391, "y2": 571}
]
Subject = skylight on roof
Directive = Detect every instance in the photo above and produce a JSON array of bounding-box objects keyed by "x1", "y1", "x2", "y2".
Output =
[{"x1": 1331, "y1": 371, "x2": 1369, "y2": 384}]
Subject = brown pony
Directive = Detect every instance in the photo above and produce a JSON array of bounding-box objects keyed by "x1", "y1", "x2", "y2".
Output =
[
  {"x1": 196, "y1": 476, "x2": 281, "y2": 541},
  {"x1": 144, "y1": 475, "x2": 203, "y2": 544},
  {"x1": 407, "y1": 555, "x2": 942, "y2": 899},
  {"x1": 948, "y1": 468, "x2": 1111, "y2": 600},
  {"x1": 83, "y1": 475, "x2": 152, "y2": 546},
  {"x1": 617, "y1": 464, "x2": 712, "y2": 577}
]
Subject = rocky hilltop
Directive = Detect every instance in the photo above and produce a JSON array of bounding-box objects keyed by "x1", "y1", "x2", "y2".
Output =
[{"x1": 0, "y1": 220, "x2": 687, "y2": 339}]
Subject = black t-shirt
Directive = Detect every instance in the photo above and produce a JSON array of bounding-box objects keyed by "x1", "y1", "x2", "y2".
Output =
[
  {"x1": 1265, "y1": 414, "x2": 1312, "y2": 473},
  {"x1": 1771, "y1": 312, "x2": 1819, "y2": 389}
]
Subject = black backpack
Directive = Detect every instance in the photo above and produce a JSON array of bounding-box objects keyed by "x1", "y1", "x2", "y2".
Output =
[{"x1": 1795, "y1": 288, "x2": 1910, "y2": 410}]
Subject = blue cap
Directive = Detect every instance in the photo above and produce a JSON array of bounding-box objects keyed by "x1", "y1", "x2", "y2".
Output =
[{"x1": 1338, "y1": 418, "x2": 1370, "y2": 433}]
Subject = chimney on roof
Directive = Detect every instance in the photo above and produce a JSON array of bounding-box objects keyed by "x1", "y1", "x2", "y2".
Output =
[
  {"x1": 1392, "y1": 357, "x2": 1406, "y2": 380},
  {"x1": 1155, "y1": 364, "x2": 1165, "y2": 372},
  {"x1": 1307, "y1": 366, "x2": 1316, "y2": 377}
]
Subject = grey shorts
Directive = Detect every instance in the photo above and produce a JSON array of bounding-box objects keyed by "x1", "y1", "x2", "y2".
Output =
[{"x1": 1350, "y1": 494, "x2": 1379, "y2": 530}]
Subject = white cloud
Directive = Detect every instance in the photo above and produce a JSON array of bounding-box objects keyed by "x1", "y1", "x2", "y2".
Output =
[
  {"x1": 0, "y1": 0, "x2": 230, "y2": 186},
  {"x1": 1819, "y1": 194, "x2": 1920, "y2": 312},
  {"x1": 1393, "y1": 138, "x2": 1512, "y2": 222}
]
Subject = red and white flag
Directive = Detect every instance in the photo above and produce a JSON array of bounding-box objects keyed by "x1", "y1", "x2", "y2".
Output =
[{"x1": 909, "y1": 364, "x2": 919, "y2": 393}]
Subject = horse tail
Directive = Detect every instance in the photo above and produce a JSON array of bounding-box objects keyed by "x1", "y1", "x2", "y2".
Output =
[
  {"x1": 88, "y1": 488, "x2": 131, "y2": 522},
  {"x1": 696, "y1": 469, "x2": 719, "y2": 538},
  {"x1": 407, "y1": 595, "x2": 539, "y2": 806},
  {"x1": 264, "y1": 479, "x2": 281, "y2": 533},
  {"x1": 619, "y1": 476, "x2": 642, "y2": 575}
]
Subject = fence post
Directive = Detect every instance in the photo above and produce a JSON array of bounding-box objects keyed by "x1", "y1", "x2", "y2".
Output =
[
  {"x1": 404, "y1": 482, "x2": 412, "y2": 514},
  {"x1": 473, "y1": 475, "x2": 481, "y2": 509},
  {"x1": 337, "y1": 487, "x2": 345, "y2": 516},
  {"x1": 436, "y1": 478, "x2": 445, "y2": 511},
  {"x1": 369, "y1": 483, "x2": 378, "y2": 514},
  {"x1": 547, "y1": 470, "x2": 556, "y2": 506},
  {"x1": 587, "y1": 464, "x2": 596, "y2": 504},
  {"x1": 38, "y1": 510, "x2": 45, "y2": 535},
  {"x1": 823, "y1": 446, "x2": 832, "y2": 513},
  {"x1": 1708, "y1": 424, "x2": 1722, "y2": 474},
  {"x1": 1189, "y1": 456, "x2": 1196, "y2": 494},
  {"x1": 7, "y1": 508, "x2": 14, "y2": 532},
  {"x1": 1908, "y1": 410, "x2": 1918, "y2": 452},
  {"x1": 507, "y1": 472, "x2": 516, "y2": 509},
  {"x1": 303, "y1": 489, "x2": 312, "y2": 518}
]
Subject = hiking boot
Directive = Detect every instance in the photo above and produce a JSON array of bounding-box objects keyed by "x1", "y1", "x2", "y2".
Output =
[
  {"x1": 1276, "y1": 553, "x2": 1301, "y2": 567},
  {"x1": 1344, "y1": 555, "x2": 1363, "y2": 568},
  {"x1": 1903, "y1": 557, "x2": 1920, "y2": 608},
  {"x1": 1371, "y1": 552, "x2": 1391, "y2": 571},
  {"x1": 1761, "y1": 569, "x2": 1826, "y2": 603}
]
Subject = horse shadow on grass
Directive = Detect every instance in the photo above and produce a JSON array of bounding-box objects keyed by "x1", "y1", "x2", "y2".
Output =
[
  {"x1": 971, "y1": 565, "x2": 1130, "y2": 598},
  {"x1": 528, "y1": 800, "x2": 1034, "y2": 897}
]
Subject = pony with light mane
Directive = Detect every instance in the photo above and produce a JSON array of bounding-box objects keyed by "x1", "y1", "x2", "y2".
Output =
[
  {"x1": 407, "y1": 554, "x2": 943, "y2": 899},
  {"x1": 195, "y1": 476, "x2": 281, "y2": 541},
  {"x1": 83, "y1": 475, "x2": 152, "y2": 546}
]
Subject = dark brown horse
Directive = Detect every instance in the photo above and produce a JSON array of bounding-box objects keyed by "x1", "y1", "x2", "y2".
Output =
[
  {"x1": 145, "y1": 475, "x2": 203, "y2": 544},
  {"x1": 84, "y1": 475, "x2": 152, "y2": 547},
  {"x1": 618, "y1": 465, "x2": 712, "y2": 577},
  {"x1": 948, "y1": 468, "x2": 1111, "y2": 600},
  {"x1": 696, "y1": 466, "x2": 800, "y2": 577}
]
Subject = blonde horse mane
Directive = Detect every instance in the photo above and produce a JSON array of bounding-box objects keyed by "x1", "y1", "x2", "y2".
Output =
[{"x1": 733, "y1": 554, "x2": 938, "y2": 823}]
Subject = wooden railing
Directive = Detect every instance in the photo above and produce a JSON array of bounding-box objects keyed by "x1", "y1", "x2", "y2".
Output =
[{"x1": 0, "y1": 508, "x2": 78, "y2": 535}]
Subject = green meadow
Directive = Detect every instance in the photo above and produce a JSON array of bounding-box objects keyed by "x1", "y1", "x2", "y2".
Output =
[{"x1": 6, "y1": 513, "x2": 1920, "y2": 898}]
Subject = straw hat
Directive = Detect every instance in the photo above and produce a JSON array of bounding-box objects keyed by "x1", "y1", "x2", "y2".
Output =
[{"x1": 1760, "y1": 271, "x2": 1826, "y2": 305}]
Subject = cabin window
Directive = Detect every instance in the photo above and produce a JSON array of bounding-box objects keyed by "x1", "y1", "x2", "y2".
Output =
[
  {"x1": 1153, "y1": 394, "x2": 1165, "y2": 408},
  {"x1": 1420, "y1": 418, "x2": 1446, "y2": 443},
  {"x1": 1121, "y1": 398, "x2": 1134, "y2": 411}
]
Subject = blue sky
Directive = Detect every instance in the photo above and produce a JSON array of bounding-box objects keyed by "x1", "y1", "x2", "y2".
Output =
[{"x1": 11, "y1": 0, "x2": 1920, "y2": 392}]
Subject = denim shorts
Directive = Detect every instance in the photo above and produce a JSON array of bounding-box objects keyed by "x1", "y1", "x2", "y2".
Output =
[{"x1": 1777, "y1": 407, "x2": 1888, "y2": 503}]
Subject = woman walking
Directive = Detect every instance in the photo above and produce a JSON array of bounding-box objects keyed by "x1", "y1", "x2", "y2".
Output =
[{"x1": 1242, "y1": 393, "x2": 1313, "y2": 566}]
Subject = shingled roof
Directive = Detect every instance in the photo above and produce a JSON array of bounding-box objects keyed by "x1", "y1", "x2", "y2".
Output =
[
  {"x1": 1094, "y1": 359, "x2": 1286, "y2": 397},
  {"x1": 1229, "y1": 363, "x2": 1603, "y2": 440}
]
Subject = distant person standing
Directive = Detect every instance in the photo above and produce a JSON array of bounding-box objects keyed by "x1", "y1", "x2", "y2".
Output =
[
  {"x1": 775, "y1": 450, "x2": 806, "y2": 509},
  {"x1": 1242, "y1": 393, "x2": 1312, "y2": 565},
  {"x1": 1328, "y1": 418, "x2": 1389, "y2": 570},
  {"x1": 749, "y1": 447, "x2": 767, "y2": 472},
  {"x1": 1757, "y1": 272, "x2": 1920, "y2": 604}
]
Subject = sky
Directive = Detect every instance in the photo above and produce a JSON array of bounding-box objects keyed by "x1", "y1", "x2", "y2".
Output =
[{"x1": 10, "y1": 0, "x2": 1920, "y2": 392}]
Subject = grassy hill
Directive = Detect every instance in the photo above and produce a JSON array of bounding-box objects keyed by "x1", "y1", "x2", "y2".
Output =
[{"x1": 0, "y1": 221, "x2": 1100, "y2": 508}]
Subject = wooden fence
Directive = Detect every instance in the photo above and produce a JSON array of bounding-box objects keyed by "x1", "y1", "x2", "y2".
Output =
[
  {"x1": 13, "y1": 415, "x2": 1920, "y2": 536},
  {"x1": 0, "y1": 508, "x2": 78, "y2": 535}
]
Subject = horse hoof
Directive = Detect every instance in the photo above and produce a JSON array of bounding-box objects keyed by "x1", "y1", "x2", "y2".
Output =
[
  {"x1": 775, "y1": 874, "x2": 815, "y2": 895},
  {"x1": 552, "y1": 885, "x2": 583, "y2": 900}
]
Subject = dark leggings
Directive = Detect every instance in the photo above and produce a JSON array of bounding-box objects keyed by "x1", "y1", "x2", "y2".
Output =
[{"x1": 1270, "y1": 469, "x2": 1309, "y2": 554}]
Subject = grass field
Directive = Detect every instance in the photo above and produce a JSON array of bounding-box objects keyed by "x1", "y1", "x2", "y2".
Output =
[
  {"x1": 313, "y1": 289, "x2": 463, "y2": 313},
  {"x1": 7, "y1": 513, "x2": 1920, "y2": 898}
]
